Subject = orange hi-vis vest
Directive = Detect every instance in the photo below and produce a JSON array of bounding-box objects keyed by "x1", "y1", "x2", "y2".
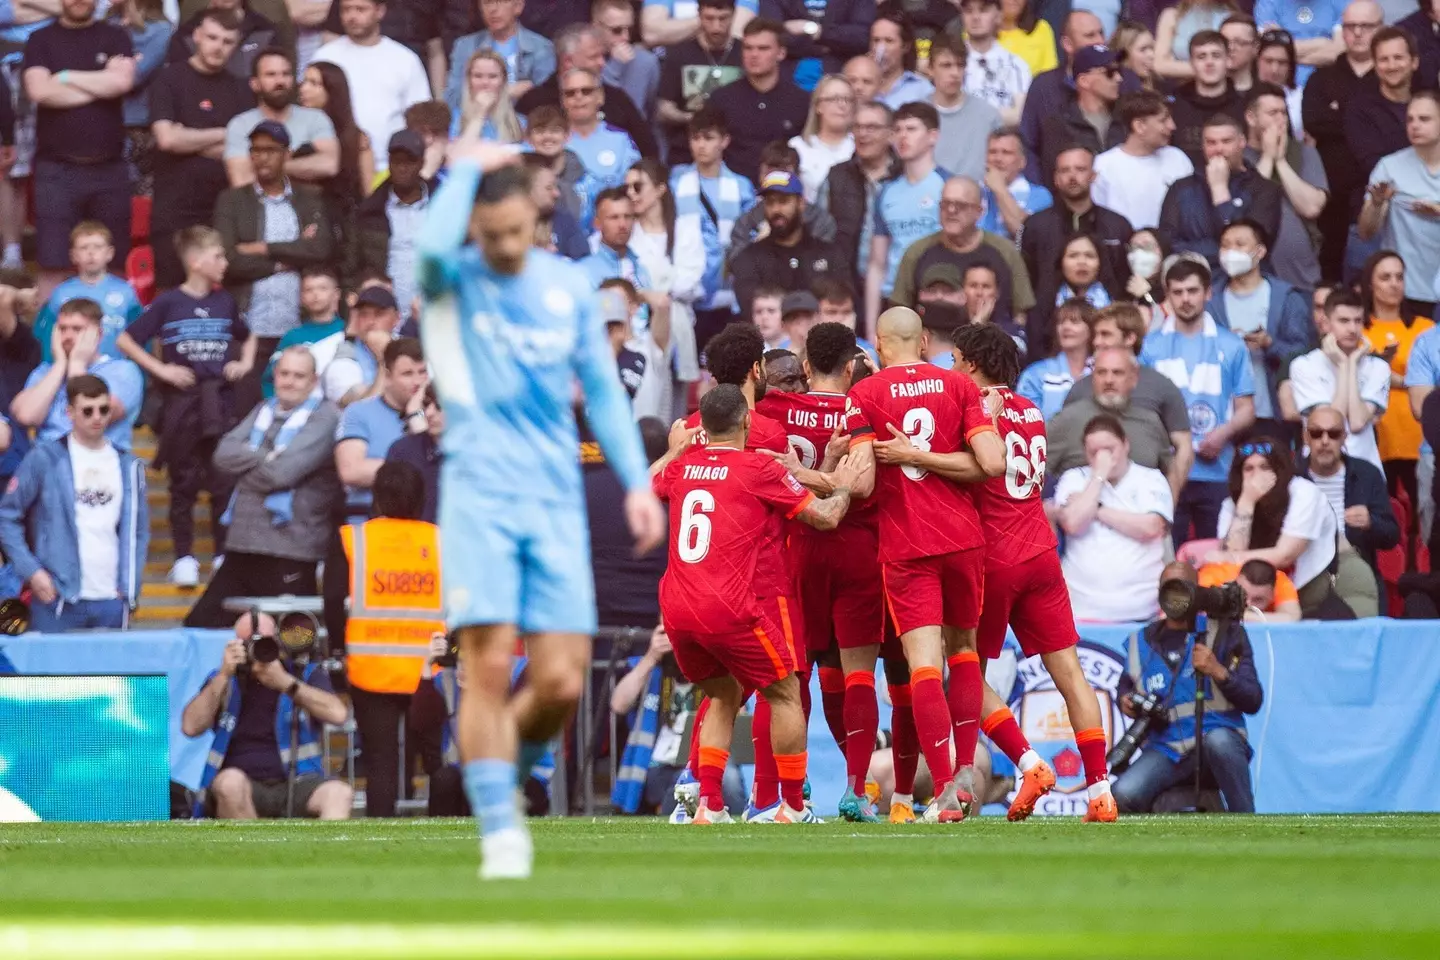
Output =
[{"x1": 340, "y1": 518, "x2": 444, "y2": 695}]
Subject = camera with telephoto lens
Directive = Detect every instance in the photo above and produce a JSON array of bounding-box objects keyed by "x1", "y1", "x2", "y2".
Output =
[
  {"x1": 244, "y1": 632, "x2": 281, "y2": 666},
  {"x1": 434, "y1": 633, "x2": 459, "y2": 669},
  {"x1": 1158, "y1": 577, "x2": 1247, "y2": 625},
  {"x1": 1107, "y1": 690, "x2": 1169, "y2": 774}
]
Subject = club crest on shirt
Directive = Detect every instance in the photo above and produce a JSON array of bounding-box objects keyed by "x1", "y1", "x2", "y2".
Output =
[
  {"x1": 598, "y1": 150, "x2": 617, "y2": 168},
  {"x1": 544, "y1": 289, "x2": 574, "y2": 316}
]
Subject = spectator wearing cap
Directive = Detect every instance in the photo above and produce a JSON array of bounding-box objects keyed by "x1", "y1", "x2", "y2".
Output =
[
  {"x1": 978, "y1": 127, "x2": 1051, "y2": 242},
  {"x1": 1036, "y1": 44, "x2": 1126, "y2": 190},
  {"x1": 729, "y1": 169, "x2": 847, "y2": 325},
  {"x1": 728, "y1": 140, "x2": 837, "y2": 266},
  {"x1": 779, "y1": 290, "x2": 819, "y2": 361},
  {"x1": 323, "y1": 285, "x2": 401, "y2": 407},
  {"x1": 1158, "y1": 112, "x2": 1282, "y2": 275},
  {"x1": 346, "y1": 130, "x2": 434, "y2": 326},
  {"x1": 215, "y1": 119, "x2": 335, "y2": 413},
  {"x1": 889, "y1": 174, "x2": 1033, "y2": 335},
  {"x1": 334, "y1": 336, "x2": 428, "y2": 525},
  {"x1": 707, "y1": 19, "x2": 811, "y2": 184},
  {"x1": 21, "y1": 0, "x2": 137, "y2": 294}
]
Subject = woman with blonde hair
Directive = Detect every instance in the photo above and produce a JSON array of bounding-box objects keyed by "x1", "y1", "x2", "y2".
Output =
[
  {"x1": 455, "y1": 50, "x2": 525, "y2": 143},
  {"x1": 1154, "y1": 0, "x2": 1240, "y2": 80},
  {"x1": 788, "y1": 74, "x2": 855, "y2": 203},
  {"x1": 1111, "y1": 20, "x2": 1159, "y2": 90}
]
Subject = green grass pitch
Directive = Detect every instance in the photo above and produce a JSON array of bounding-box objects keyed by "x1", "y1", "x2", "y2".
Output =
[{"x1": 2, "y1": 816, "x2": 1438, "y2": 958}]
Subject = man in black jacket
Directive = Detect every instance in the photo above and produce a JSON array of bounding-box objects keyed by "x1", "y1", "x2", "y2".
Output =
[
  {"x1": 1302, "y1": 0, "x2": 1382, "y2": 279},
  {"x1": 729, "y1": 171, "x2": 846, "y2": 324},
  {"x1": 516, "y1": 23, "x2": 658, "y2": 158},
  {"x1": 1166, "y1": 30, "x2": 1245, "y2": 166},
  {"x1": 817, "y1": 99, "x2": 900, "y2": 293},
  {"x1": 1297, "y1": 404, "x2": 1400, "y2": 615},
  {"x1": 346, "y1": 130, "x2": 433, "y2": 323},
  {"x1": 167, "y1": 0, "x2": 278, "y2": 79},
  {"x1": 1158, "y1": 113, "x2": 1282, "y2": 274},
  {"x1": 1036, "y1": 43, "x2": 1124, "y2": 189},
  {"x1": 1342, "y1": 26, "x2": 1416, "y2": 220},
  {"x1": 1018, "y1": 145, "x2": 1131, "y2": 357}
]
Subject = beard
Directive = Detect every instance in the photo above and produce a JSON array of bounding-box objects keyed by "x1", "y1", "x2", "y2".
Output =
[
  {"x1": 767, "y1": 214, "x2": 798, "y2": 240},
  {"x1": 260, "y1": 86, "x2": 293, "y2": 111},
  {"x1": 1095, "y1": 391, "x2": 1126, "y2": 411},
  {"x1": 752, "y1": 376, "x2": 768, "y2": 403}
]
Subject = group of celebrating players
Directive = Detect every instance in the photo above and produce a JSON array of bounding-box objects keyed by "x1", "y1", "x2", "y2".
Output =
[{"x1": 650, "y1": 308, "x2": 1118, "y2": 825}]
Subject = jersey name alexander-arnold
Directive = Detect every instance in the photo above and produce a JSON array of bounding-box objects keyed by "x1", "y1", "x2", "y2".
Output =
[
  {"x1": 888, "y1": 378, "x2": 945, "y2": 398},
  {"x1": 682, "y1": 464, "x2": 730, "y2": 480},
  {"x1": 999, "y1": 403, "x2": 1043, "y2": 426}
]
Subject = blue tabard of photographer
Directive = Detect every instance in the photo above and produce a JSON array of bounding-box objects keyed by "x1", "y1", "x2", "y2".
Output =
[{"x1": 1111, "y1": 562, "x2": 1265, "y2": 814}]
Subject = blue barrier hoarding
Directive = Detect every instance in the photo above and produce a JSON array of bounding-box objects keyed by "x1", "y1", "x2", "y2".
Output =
[{"x1": 0, "y1": 675, "x2": 169, "y2": 822}]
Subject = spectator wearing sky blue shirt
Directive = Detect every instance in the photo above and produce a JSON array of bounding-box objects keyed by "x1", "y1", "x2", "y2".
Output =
[
  {"x1": 33, "y1": 222, "x2": 142, "y2": 362},
  {"x1": 445, "y1": 0, "x2": 555, "y2": 114},
  {"x1": 869, "y1": 10, "x2": 933, "y2": 109},
  {"x1": 11, "y1": 297, "x2": 144, "y2": 453},
  {"x1": 580, "y1": 187, "x2": 656, "y2": 297},
  {"x1": 333, "y1": 337, "x2": 428, "y2": 524},
  {"x1": 979, "y1": 127, "x2": 1051, "y2": 241},
  {"x1": 560, "y1": 67, "x2": 641, "y2": 201},
  {"x1": 1141, "y1": 258, "x2": 1257, "y2": 546},
  {"x1": 864, "y1": 100, "x2": 946, "y2": 332},
  {"x1": 1404, "y1": 323, "x2": 1440, "y2": 544},
  {"x1": 1358, "y1": 91, "x2": 1440, "y2": 316}
]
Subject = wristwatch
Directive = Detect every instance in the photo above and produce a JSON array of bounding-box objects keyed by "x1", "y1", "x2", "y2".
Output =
[{"x1": 803, "y1": 20, "x2": 820, "y2": 36}]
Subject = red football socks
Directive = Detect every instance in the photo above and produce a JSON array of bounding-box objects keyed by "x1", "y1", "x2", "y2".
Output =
[
  {"x1": 1075, "y1": 727, "x2": 1110, "y2": 786},
  {"x1": 818, "y1": 667, "x2": 848, "y2": 753},
  {"x1": 752, "y1": 695, "x2": 779, "y2": 808},
  {"x1": 910, "y1": 666, "x2": 953, "y2": 791},
  {"x1": 946, "y1": 651, "x2": 984, "y2": 768},
  {"x1": 775, "y1": 751, "x2": 807, "y2": 810},
  {"x1": 890, "y1": 683, "x2": 918, "y2": 795},
  {"x1": 698, "y1": 746, "x2": 727, "y2": 812},
  {"x1": 842, "y1": 671, "x2": 878, "y2": 794},
  {"x1": 982, "y1": 707, "x2": 1032, "y2": 766}
]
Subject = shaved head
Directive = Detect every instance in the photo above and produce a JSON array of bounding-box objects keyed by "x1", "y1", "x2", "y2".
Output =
[
  {"x1": 1308, "y1": 404, "x2": 1344, "y2": 431},
  {"x1": 1161, "y1": 561, "x2": 1197, "y2": 586},
  {"x1": 878, "y1": 306, "x2": 923, "y2": 340},
  {"x1": 234, "y1": 611, "x2": 278, "y2": 638}
]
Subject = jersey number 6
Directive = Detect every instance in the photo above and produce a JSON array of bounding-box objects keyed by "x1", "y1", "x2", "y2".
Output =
[
  {"x1": 678, "y1": 489, "x2": 715, "y2": 563},
  {"x1": 1004, "y1": 431, "x2": 1047, "y2": 499}
]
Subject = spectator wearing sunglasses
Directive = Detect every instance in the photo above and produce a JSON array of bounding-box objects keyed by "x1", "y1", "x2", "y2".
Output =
[
  {"x1": 1036, "y1": 44, "x2": 1125, "y2": 191},
  {"x1": 1296, "y1": 403, "x2": 1398, "y2": 614},
  {"x1": 0, "y1": 375, "x2": 148, "y2": 632}
]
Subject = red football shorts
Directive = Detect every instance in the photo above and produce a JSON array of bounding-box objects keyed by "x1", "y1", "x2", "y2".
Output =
[
  {"x1": 977, "y1": 549, "x2": 1079, "y2": 660},
  {"x1": 793, "y1": 527, "x2": 886, "y2": 655},
  {"x1": 882, "y1": 547, "x2": 984, "y2": 636},
  {"x1": 668, "y1": 610, "x2": 798, "y2": 692}
]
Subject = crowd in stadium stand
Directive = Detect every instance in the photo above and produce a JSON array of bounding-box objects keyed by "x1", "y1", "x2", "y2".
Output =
[{"x1": 0, "y1": 0, "x2": 1438, "y2": 646}]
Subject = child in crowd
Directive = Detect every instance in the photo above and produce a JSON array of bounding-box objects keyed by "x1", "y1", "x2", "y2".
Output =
[
  {"x1": 115, "y1": 227, "x2": 256, "y2": 587},
  {"x1": 263, "y1": 267, "x2": 346, "y2": 397},
  {"x1": 600, "y1": 277, "x2": 671, "y2": 420},
  {"x1": 752, "y1": 286, "x2": 786, "y2": 350},
  {"x1": 35, "y1": 222, "x2": 142, "y2": 362},
  {"x1": 669, "y1": 108, "x2": 755, "y2": 352},
  {"x1": 404, "y1": 100, "x2": 453, "y2": 182},
  {"x1": 527, "y1": 105, "x2": 593, "y2": 227}
]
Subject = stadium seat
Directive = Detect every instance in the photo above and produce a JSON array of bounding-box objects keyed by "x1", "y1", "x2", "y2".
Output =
[
  {"x1": 131, "y1": 195, "x2": 151, "y2": 245},
  {"x1": 1377, "y1": 544, "x2": 1406, "y2": 615},
  {"x1": 126, "y1": 245, "x2": 155, "y2": 305}
]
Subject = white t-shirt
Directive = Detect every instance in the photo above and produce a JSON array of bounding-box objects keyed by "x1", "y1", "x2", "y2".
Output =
[
  {"x1": 68, "y1": 441, "x2": 123, "y2": 601},
  {"x1": 313, "y1": 36, "x2": 431, "y2": 171},
  {"x1": 1219, "y1": 475, "x2": 1337, "y2": 589},
  {"x1": 789, "y1": 134, "x2": 854, "y2": 204},
  {"x1": 1055, "y1": 462, "x2": 1175, "y2": 622},
  {"x1": 1286, "y1": 348, "x2": 1391, "y2": 471},
  {"x1": 1092, "y1": 145, "x2": 1194, "y2": 230}
]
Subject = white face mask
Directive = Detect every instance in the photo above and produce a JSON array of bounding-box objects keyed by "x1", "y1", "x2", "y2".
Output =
[
  {"x1": 1128, "y1": 248, "x2": 1161, "y2": 278},
  {"x1": 1219, "y1": 249, "x2": 1255, "y2": 278}
]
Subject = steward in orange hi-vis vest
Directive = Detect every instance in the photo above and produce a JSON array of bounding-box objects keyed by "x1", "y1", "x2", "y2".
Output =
[{"x1": 340, "y1": 518, "x2": 444, "y2": 694}]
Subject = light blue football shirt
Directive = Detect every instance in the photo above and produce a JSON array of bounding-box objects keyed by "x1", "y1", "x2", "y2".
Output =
[
  {"x1": 873, "y1": 166, "x2": 948, "y2": 297},
  {"x1": 36, "y1": 274, "x2": 143, "y2": 362}
]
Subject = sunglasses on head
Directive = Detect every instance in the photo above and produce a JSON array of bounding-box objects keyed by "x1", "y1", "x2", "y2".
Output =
[
  {"x1": 78, "y1": 403, "x2": 110, "y2": 418},
  {"x1": 1261, "y1": 29, "x2": 1293, "y2": 45},
  {"x1": 1308, "y1": 426, "x2": 1344, "y2": 441},
  {"x1": 1238, "y1": 440, "x2": 1273, "y2": 458}
]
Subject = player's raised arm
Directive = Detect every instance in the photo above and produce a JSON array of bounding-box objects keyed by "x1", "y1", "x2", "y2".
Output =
[
  {"x1": 573, "y1": 287, "x2": 665, "y2": 553},
  {"x1": 416, "y1": 141, "x2": 522, "y2": 298}
]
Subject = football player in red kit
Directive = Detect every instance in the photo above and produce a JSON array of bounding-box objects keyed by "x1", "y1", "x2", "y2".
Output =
[
  {"x1": 756, "y1": 322, "x2": 889, "y2": 822},
  {"x1": 652, "y1": 385, "x2": 862, "y2": 823},
  {"x1": 843, "y1": 307, "x2": 1006, "y2": 822},
  {"x1": 676, "y1": 324, "x2": 795, "y2": 818},
  {"x1": 883, "y1": 322, "x2": 1117, "y2": 823}
]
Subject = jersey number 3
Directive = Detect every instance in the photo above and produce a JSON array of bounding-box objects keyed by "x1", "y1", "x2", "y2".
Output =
[
  {"x1": 678, "y1": 490, "x2": 715, "y2": 563},
  {"x1": 900, "y1": 408, "x2": 935, "y2": 481},
  {"x1": 1004, "y1": 431, "x2": 1047, "y2": 499}
]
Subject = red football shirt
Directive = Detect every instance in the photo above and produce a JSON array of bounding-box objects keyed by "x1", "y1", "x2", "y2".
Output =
[
  {"x1": 845, "y1": 362, "x2": 996, "y2": 562},
  {"x1": 653, "y1": 446, "x2": 814, "y2": 634},
  {"x1": 684, "y1": 407, "x2": 789, "y2": 454},
  {"x1": 755, "y1": 389, "x2": 878, "y2": 534},
  {"x1": 972, "y1": 386, "x2": 1057, "y2": 566}
]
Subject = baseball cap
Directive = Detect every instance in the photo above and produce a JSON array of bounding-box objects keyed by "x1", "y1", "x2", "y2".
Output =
[
  {"x1": 781, "y1": 290, "x2": 819, "y2": 318},
  {"x1": 249, "y1": 119, "x2": 291, "y2": 148},
  {"x1": 355, "y1": 286, "x2": 398, "y2": 311},
  {"x1": 919, "y1": 262, "x2": 965, "y2": 290},
  {"x1": 598, "y1": 288, "x2": 631, "y2": 325},
  {"x1": 759, "y1": 171, "x2": 803, "y2": 196},
  {"x1": 388, "y1": 129, "x2": 425, "y2": 158},
  {"x1": 1070, "y1": 45, "x2": 1119, "y2": 80}
]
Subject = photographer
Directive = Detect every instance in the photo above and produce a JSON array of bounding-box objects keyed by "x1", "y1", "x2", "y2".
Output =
[
  {"x1": 182, "y1": 612, "x2": 352, "y2": 820},
  {"x1": 1111, "y1": 562, "x2": 1265, "y2": 815}
]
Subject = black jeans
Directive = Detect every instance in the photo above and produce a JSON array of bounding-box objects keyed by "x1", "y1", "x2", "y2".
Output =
[
  {"x1": 1174, "y1": 480, "x2": 1228, "y2": 549},
  {"x1": 167, "y1": 437, "x2": 234, "y2": 560},
  {"x1": 351, "y1": 687, "x2": 413, "y2": 818},
  {"x1": 183, "y1": 553, "x2": 319, "y2": 628}
]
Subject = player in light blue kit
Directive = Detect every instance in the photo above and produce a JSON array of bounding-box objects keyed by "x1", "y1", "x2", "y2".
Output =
[{"x1": 417, "y1": 141, "x2": 665, "y2": 880}]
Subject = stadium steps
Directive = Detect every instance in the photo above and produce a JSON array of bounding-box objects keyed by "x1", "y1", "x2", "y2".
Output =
[{"x1": 132, "y1": 429, "x2": 217, "y2": 629}]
